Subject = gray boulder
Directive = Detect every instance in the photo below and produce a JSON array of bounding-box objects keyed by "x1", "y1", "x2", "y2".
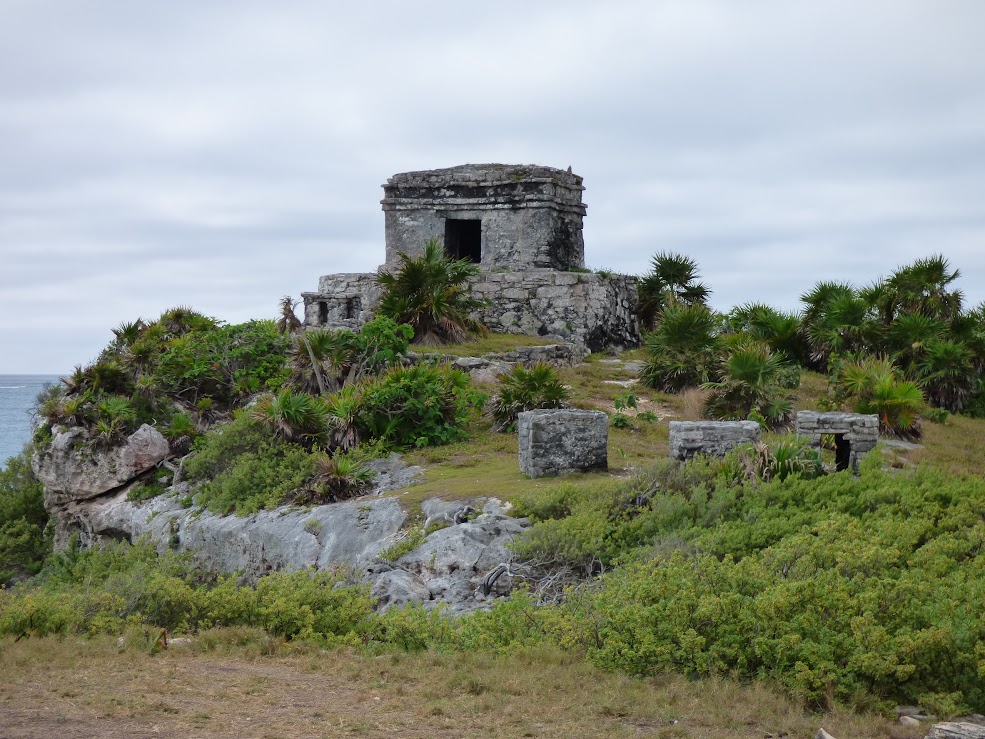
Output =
[
  {"x1": 369, "y1": 498, "x2": 531, "y2": 614},
  {"x1": 33, "y1": 424, "x2": 169, "y2": 505},
  {"x1": 53, "y1": 487, "x2": 408, "y2": 576},
  {"x1": 926, "y1": 723, "x2": 985, "y2": 738}
]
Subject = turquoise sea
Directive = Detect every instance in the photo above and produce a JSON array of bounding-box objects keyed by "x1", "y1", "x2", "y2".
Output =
[{"x1": 0, "y1": 375, "x2": 62, "y2": 469}]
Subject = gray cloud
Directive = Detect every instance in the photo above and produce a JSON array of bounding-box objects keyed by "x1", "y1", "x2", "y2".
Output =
[{"x1": 1, "y1": 0, "x2": 984, "y2": 372}]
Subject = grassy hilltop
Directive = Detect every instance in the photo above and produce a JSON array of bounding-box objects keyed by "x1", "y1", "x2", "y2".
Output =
[{"x1": 2, "y1": 251, "x2": 985, "y2": 737}]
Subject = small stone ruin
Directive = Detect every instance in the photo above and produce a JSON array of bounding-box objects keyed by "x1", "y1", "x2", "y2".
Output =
[
  {"x1": 517, "y1": 409, "x2": 608, "y2": 478},
  {"x1": 668, "y1": 421, "x2": 762, "y2": 461},
  {"x1": 796, "y1": 411, "x2": 879, "y2": 473},
  {"x1": 302, "y1": 164, "x2": 640, "y2": 351}
]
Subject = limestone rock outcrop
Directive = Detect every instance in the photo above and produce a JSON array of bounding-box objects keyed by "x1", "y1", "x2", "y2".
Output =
[{"x1": 32, "y1": 424, "x2": 169, "y2": 505}]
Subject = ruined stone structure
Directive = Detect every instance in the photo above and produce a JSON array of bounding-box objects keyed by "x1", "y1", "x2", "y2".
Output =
[
  {"x1": 517, "y1": 409, "x2": 608, "y2": 478},
  {"x1": 302, "y1": 164, "x2": 640, "y2": 351},
  {"x1": 796, "y1": 411, "x2": 879, "y2": 473},
  {"x1": 668, "y1": 421, "x2": 761, "y2": 461},
  {"x1": 382, "y1": 164, "x2": 586, "y2": 270}
]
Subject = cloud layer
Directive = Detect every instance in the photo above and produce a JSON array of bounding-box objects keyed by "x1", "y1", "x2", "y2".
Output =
[{"x1": 2, "y1": 1, "x2": 984, "y2": 372}]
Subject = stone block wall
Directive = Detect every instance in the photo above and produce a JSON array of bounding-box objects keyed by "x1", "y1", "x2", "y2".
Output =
[
  {"x1": 302, "y1": 270, "x2": 641, "y2": 351},
  {"x1": 518, "y1": 409, "x2": 608, "y2": 478},
  {"x1": 796, "y1": 411, "x2": 879, "y2": 473},
  {"x1": 668, "y1": 421, "x2": 761, "y2": 461}
]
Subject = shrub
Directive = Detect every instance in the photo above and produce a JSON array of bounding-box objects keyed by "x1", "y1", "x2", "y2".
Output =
[
  {"x1": 185, "y1": 414, "x2": 318, "y2": 515},
  {"x1": 0, "y1": 541, "x2": 375, "y2": 644},
  {"x1": 356, "y1": 363, "x2": 484, "y2": 449},
  {"x1": 636, "y1": 252, "x2": 710, "y2": 330},
  {"x1": 0, "y1": 451, "x2": 50, "y2": 584},
  {"x1": 829, "y1": 354, "x2": 925, "y2": 439},
  {"x1": 297, "y1": 453, "x2": 375, "y2": 504},
  {"x1": 251, "y1": 389, "x2": 329, "y2": 447},
  {"x1": 288, "y1": 317, "x2": 413, "y2": 394},
  {"x1": 703, "y1": 342, "x2": 796, "y2": 430},
  {"x1": 492, "y1": 363, "x2": 570, "y2": 431}
]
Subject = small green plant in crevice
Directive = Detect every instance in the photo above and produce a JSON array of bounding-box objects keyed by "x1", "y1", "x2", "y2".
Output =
[
  {"x1": 127, "y1": 479, "x2": 168, "y2": 503},
  {"x1": 492, "y1": 363, "x2": 570, "y2": 431},
  {"x1": 296, "y1": 453, "x2": 375, "y2": 505},
  {"x1": 377, "y1": 525, "x2": 427, "y2": 563}
]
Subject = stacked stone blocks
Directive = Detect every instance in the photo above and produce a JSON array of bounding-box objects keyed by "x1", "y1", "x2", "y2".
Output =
[
  {"x1": 668, "y1": 421, "x2": 761, "y2": 461},
  {"x1": 518, "y1": 410, "x2": 608, "y2": 479}
]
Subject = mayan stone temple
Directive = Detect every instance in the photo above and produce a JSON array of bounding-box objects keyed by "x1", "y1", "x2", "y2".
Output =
[{"x1": 302, "y1": 164, "x2": 640, "y2": 350}]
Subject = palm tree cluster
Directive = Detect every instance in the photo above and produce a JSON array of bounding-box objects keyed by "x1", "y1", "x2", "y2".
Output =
[{"x1": 638, "y1": 252, "x2": 985, "y2": 438}]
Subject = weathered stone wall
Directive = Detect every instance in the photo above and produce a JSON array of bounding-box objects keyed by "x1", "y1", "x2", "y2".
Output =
[
  {"x1": 470, "y1": 270, "x2": 639, "y2": 351},
  {"x1": 302, "y1": 273, "x2": 379, "y2": 332},
  {"x1": 303, "y1": 270, "x2": 641, "y2": 351},
  {"x1": 668, "y1": 421, "x2": 761, "y2": 461},
  {"x1": 518, "y1": 409, "x2": 608, "y2": 478},
  {"x1": 796, "y1": 411, "x2": 879, "y2": 473},
  {"x1": 381, "y1": 164, "x2": 586, "y2": 271}
]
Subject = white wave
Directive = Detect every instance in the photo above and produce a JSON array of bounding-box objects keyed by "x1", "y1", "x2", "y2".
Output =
[{"x1": 0, "y1": 386, "x2": 27, "y2": 390}]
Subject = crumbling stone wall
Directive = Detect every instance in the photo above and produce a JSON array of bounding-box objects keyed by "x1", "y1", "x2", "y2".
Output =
[
  {"x1": 669, "y1": 421, "x2": 761, "y2": 461},
  {"x1": 796, "y1": 411, "x2": 878, "y2": 473},
  {"x1": 302, "y1": 270, "x2": 640, "y2": 350},
  {"x1": 302, "y1": 273, "x2": 379, "y2": 332},
  {"x1": 381, "y1": 164, "x2": 586, "y2": 271},
  {"x1": 518, "y1": 409, "x2": 608, "y2": 478},
  {"x1": 469, "y1": 271, "x2": 639, "y2": 351}
]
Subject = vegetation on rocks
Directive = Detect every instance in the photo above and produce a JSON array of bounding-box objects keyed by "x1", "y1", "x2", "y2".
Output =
[{"x1": 11, "y1": 250, "x2": 985, "y2": 729}]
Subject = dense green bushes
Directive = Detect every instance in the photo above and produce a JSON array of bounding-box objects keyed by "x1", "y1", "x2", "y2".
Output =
[
  {"x1": 3, "y1": 456, "x2": 984, "y2": 712},
  {"x1": 0, "y1": 542, "x2": 373, "y2": 642},
  {"x1": 36, "y1": 311, "x2": 292, "y2": 449},
  {"x1": 0, "y1": 451, "x2": 50, "y2": 585},
  {"x1": 510, "y1": 456, "x2": 985, "y2": 712}
]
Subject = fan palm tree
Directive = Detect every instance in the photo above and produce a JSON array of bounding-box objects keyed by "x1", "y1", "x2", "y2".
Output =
[
  {"x1": 878, "y1": 255, "x2": 963, "y2": 324},
  {"x1": 639, "y1": 304, "x2": 721, "y2": 392},
  {"x1": 703, "y1": 342, "x2": 794, "y2": 429},
  {"x1": 637, "y1": 252, "x2": 710, "y2": 329},
  {"x1": 375, "y1": 239, "x2": 486, "y2": 345}
]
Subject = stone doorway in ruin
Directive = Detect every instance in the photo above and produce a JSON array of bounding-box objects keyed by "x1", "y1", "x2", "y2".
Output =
[
  {"x1": 444, "y1": 219, "x2": 482, "y2": 263},
  {"x1": 833, "y1": 434, "x2": 852, "y2": 472}
]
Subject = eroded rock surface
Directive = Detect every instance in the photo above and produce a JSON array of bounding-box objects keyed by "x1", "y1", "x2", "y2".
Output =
[
  {"x1": 33, "y1": 424, "x2": 169, "y2": 505},
  {"x1": 367, "y1": 498, "x2": 531, "y2": 614}
]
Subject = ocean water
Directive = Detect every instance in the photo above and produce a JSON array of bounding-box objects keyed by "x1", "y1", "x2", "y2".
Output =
[{"x1": 0, "y1": 375, "x2": 62, "y2": 469}]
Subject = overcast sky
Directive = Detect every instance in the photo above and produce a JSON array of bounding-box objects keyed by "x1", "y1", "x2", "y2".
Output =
[{"x1": 2, "y1": 1, "x2": 984, "y2": 373}]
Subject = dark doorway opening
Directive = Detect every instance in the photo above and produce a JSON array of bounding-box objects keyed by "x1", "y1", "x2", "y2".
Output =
[
  {"x1": 444, "y1": 219, "x2": 481, "y2": 263},
  {"x1": 345, "y1": 297, "x2": 360, "y2": 320},
  {"x1": 318, "y1": 301, "x2": 328, "y2": 325},
  {"x1": 834, "y1": 434, "x2": 852, "y2": 472}
]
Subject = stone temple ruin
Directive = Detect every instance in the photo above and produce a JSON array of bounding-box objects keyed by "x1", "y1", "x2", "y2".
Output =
[{"x1": 302, "y1": 164, "x2": 640, "y2": 351}]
